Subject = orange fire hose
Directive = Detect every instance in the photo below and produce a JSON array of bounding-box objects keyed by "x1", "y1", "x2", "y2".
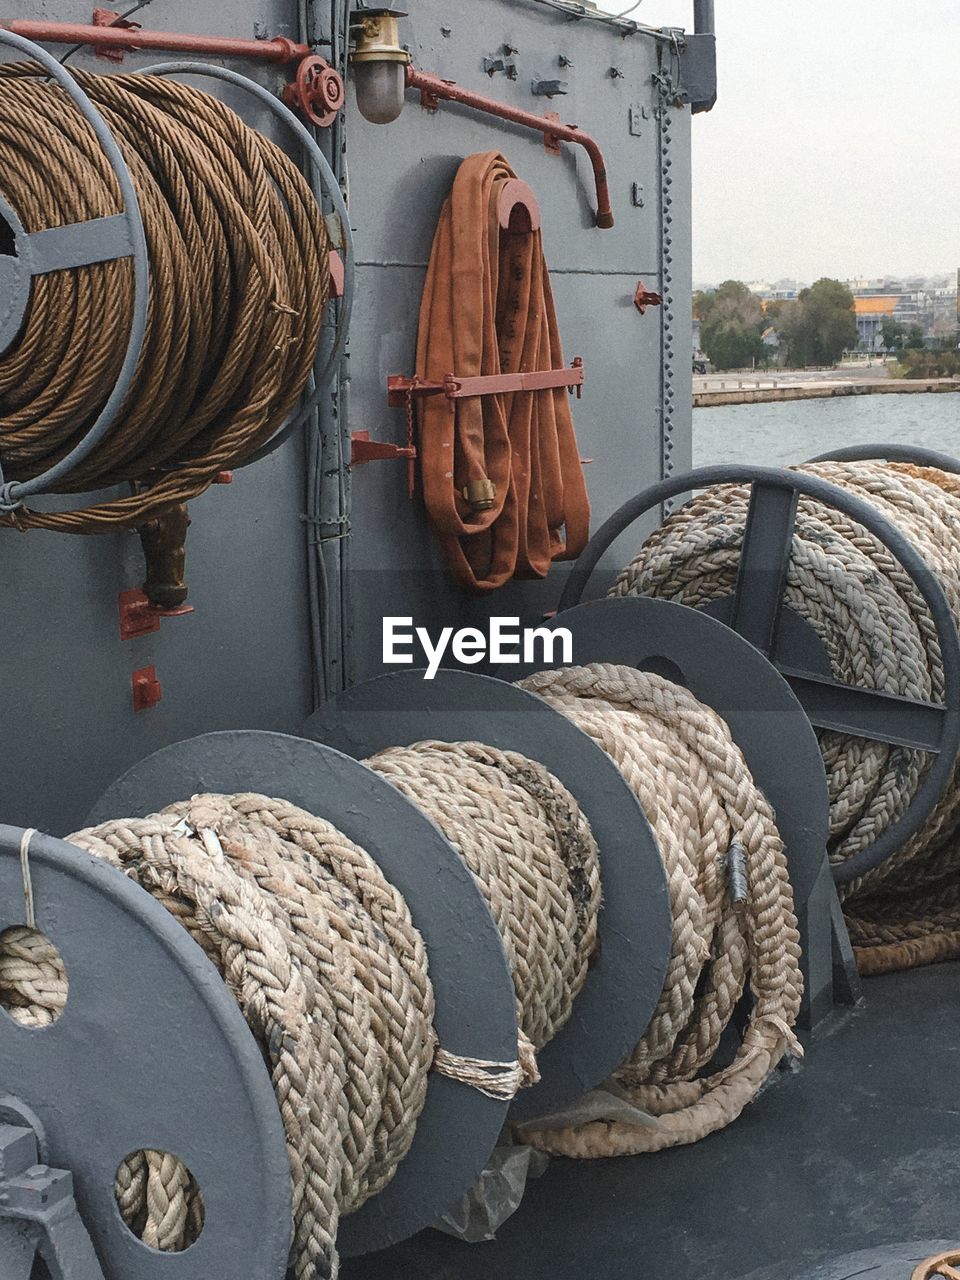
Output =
[{"x1": 415, "y1": 152, "x2": 590, "y2": 592}]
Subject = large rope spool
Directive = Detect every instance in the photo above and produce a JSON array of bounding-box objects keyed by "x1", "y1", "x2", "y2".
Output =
[
  {"x1": 0, "y1": 662, "x2": 804, "y2": 1279},
  {"x1": 558, "y1": 459, "x2": 960, "y2": 976},
  {"x1": 0, "y1": 44, "x2": 344, "y2": 532}
]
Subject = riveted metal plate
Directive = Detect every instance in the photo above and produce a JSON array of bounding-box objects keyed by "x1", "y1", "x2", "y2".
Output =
[
  {"x1": 85, "y1": 730, "x2": 518, "y2": 1258},
  {"x1": 304, "y1": 669, "x2": 672, "y2": 1125}
]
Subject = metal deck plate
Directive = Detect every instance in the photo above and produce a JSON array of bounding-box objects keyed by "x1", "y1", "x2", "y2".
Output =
[
  {"x1": 0, "y1": 826, "x2": 291, "y2": 1280},
  {"x1": 85, "y1": 730, "x2": 517, "y2": 1258},
  {"x1": 304, "y1": 669, "x2": 672, "y2": 1124}
]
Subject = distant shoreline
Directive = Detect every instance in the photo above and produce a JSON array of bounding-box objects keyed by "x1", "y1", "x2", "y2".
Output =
[{"x1": 694, "y1": 378, "x2": 960, "y2": 408}]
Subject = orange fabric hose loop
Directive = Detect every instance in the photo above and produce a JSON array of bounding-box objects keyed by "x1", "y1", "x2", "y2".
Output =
[{"x1": 415, "y1": 151, "x2": 590, "y2": 592}]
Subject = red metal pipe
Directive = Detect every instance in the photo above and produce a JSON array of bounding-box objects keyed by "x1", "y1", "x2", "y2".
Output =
[
  {"x1": 405, "y1": 65, "x2": 615, "y2": 230},
  {"x1": 0, "y1": 19, "x2": 310, "y2": 63}
]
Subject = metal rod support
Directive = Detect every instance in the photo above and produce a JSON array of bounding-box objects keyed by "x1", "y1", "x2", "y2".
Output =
[
  {"x1": 405, "y1": 65, "x2": 615, "y2": 229},
  {"x1": 0, "y1": 20, "x2": 310, "y2": 62}
]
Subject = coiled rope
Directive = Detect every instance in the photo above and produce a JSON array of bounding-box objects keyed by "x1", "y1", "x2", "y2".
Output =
[
  {"x1": 614, "y1": 460, "x2": 960, "y2": 976},
  {"x1": 0, "y1": 666, "x2": 802, "y2": 1271},
  {"x1": 516, "y1": 665, "x2": 801, "y2": 1156},
  {"x1": 0, "y1": 64, "x2": 329, "y2": 530}
]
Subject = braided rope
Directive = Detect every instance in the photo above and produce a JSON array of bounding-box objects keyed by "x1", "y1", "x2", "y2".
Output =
[
  {"x1": 0, "y1": 64, "x2": 329, "y2": 530},
  {"x1": 614, "y1": 460, "x2": 960, "y2": 974},
  {"x1": 366, "y1": 741, "x2": 603, "y2": 1083},
  {"x1": 0, "y1": 750, "x2": 599, "y2": 1275},
  {"x1": 516, "y1": 663, "x2": 802, "y2": 1156},
  {"x1": 0, "y1": 671, "x2": 801, "y2": 1255}
]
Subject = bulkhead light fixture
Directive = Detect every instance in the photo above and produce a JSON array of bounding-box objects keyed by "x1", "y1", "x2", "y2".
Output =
[{"x1": 350, "y1": 7, "x2": 411, "y2": 124}]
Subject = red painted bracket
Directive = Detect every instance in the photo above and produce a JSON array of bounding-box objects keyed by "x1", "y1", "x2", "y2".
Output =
[
  {"x1": 91, "y1": 8, "x2": 136, "y2": 61},
  {"x1": 387, "y1": 358, "x2": 584, "y2": 408},
  {"x1": 328, "y1": 251, "x2": 345, "y2": 299},
  {"x1": 351, "y1": 432, "x2": 417, "y2": 465},
  {"x1": 634, "y1": 283, "x2": 664, "y2": 315},
  {"x1": 132, "y1": 665, "x2": 162, "y2": 712},
  {"x1": 118, "y1": 589, "x2": 193, "y2": 642}
]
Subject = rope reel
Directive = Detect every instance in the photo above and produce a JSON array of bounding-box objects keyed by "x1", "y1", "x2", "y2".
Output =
[
  {"x1": 0, "y1": 655, "x2": 805, "y2": 1279},
  {"x1": 558, "y1": 458, "x2": 960, "y2": 976},
  {"x1": 0, "y1": 36, "x2": 352, "y2": 536}
]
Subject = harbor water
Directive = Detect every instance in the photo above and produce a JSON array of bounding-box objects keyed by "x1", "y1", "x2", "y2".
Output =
[{"x1": 694, "y1": 392, "x2": 960, "y2": 467}]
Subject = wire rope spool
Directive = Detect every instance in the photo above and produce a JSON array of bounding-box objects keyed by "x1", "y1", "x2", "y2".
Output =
[
  {"x1": 559, "y1": 464, "x2": 960, "y2": 888},
  {"x1": 0, "y1": 31, "x2": 149, "y2": 512},
  {"x1": 0, "y1": 43, "x2": 349, "y2": 531}
]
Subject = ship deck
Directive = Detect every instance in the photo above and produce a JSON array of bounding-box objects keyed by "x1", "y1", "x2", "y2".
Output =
[{"x1": 347, "y1": 963, "x2": 960, "y2": 1280}]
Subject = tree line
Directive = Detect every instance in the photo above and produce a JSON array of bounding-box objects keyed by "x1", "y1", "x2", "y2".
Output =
[{"x1": 695, "y1": 278, "x2": 859, "y2": 371}]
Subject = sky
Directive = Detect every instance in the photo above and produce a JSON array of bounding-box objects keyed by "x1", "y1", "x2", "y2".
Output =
[{"x1": 626, "y1": 0, "x2": 960, "y2": 286}]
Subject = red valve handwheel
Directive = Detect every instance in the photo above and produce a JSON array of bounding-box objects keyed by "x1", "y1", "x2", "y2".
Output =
[{"x1": 283, "y1": 55, "x2": 345, "y2": 128}]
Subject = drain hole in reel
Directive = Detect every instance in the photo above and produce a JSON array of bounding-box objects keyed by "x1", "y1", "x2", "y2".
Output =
[
  {"x1": 637, "y1": 654, "x2": 687, "y2": 685},
  {"x1": 0, "y1": 925, "x2": 68, "y2": 1027},
  {"x1": 115, "y1": 1151, "x2": 206, "y2": 1252},
  {"x1": 0, "y1": 212, "x2": 15, "y2": 257}
]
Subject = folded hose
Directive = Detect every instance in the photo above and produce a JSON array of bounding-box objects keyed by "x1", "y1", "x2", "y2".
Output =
[
  {"x1": 415, "y1": 151, "x2": 590, "y2": 591},
  {"x1": 0, "y1": 64, "x2": 330, "y2": 531}
]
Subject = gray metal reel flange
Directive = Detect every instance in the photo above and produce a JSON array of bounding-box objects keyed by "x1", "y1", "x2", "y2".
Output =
[
  {"x1": 558, "y1": 464, "x2": 960, "y2": 884},
  {"x1": 809, "y1": 443, "x2": 960, "y2": 473},
  {"x1": 0, "y1": 32, "x2": 149, "y2": 509},
  {"x1": 0, "y1": 825, "x2": 291, "y2": 1280},
  {"x1": 303, "y1": 668, "x2": 673, "y2": 1124},
  {"x1": 499, "y1": 596, "x2": 829, "y2": 909},
  {"x1": 86, "y1": 730, "x2": 518, "y2": 1259}
]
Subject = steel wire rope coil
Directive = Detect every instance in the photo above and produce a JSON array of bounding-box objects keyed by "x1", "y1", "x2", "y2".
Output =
[
  {"x1": 0, "y1": 62, "x2": 332, "y2": 531},
  {"x1": 1, "y1": 668, "x2": 802, "y2": 1269},
  {"x1": 611, "y1": 461, "x2": 960, "y2": 975}
]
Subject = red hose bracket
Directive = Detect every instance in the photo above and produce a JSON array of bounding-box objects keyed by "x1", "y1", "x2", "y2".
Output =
[{"x1": 387, "y1": 359, "x2": 585, "y2": 407}]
